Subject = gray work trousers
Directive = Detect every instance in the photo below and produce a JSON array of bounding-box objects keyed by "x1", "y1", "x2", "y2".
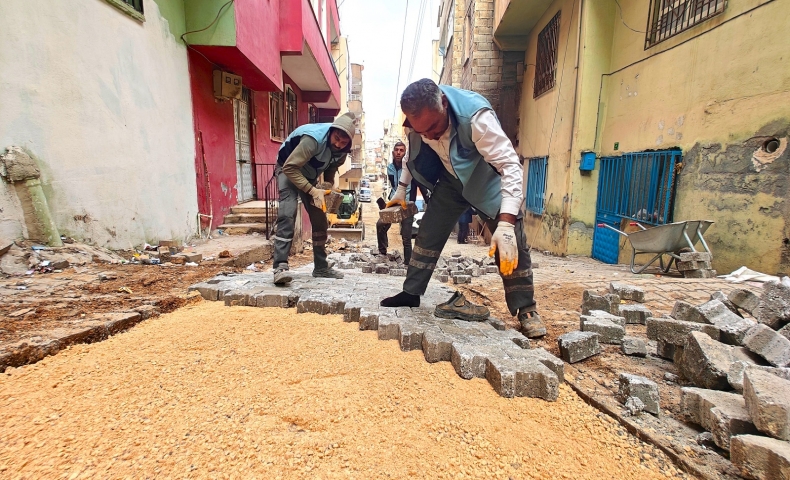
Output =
[
  {"x1": 376, "y1": 217, "x2": 413, "y2": 264},
  {"x1": 403, "y1": 170, "x2": 537, "y2": 316},
  {"x1": 272, "y1": 168, "x2": 329, "y2": 271}
]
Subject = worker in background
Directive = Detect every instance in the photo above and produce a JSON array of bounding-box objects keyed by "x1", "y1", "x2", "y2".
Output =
[
  {"x1": 271, "y1": 112, "x2": 355, "y2": 285},
  {"x1": 380, "y1": 79, "x2": 545, "y2": 338},
  {"x1": 376, "y1": 141, "x2": 412, "y2": 264},
  {"x1": 457, "y1": 207, "x2": 473, "y2": 244}
]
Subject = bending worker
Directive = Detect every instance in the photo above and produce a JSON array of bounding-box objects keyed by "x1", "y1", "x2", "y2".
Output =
[
  {"x1": 380, "y1": 79, "x2": 545, "y2": 338},
  {"x1": 376, "y1": 141, "x2": 412, "y2": 263},
  {"x1": 271, "y1": 112, "x2": 355, "y2": 285}
]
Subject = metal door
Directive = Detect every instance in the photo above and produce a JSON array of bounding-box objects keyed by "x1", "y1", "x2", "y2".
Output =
[
  {"x1": 592, "y1": 150, "x2": 681, "y2": 264},
  {"x1": 234, "y1": 87, "x2": 254, "y2": 203}
]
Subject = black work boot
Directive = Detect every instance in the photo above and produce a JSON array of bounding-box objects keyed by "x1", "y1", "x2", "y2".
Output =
[
  {"x1": 273, "y1": 266, "x2": 293, "y2": 285},
  {"x1": 312, "y1": 267, "x2": 344, "y2": 279},
  {"x1": 518, "y1": 310, "x2": 547, "y2": 338},
  {"x1": 434, "y1": 291, "x2": 490, "y2": 322}
]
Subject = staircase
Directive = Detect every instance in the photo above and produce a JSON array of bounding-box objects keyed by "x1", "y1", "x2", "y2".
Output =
[{"x1": 217, "y1": 201, "x2": 277, "y2": 235}]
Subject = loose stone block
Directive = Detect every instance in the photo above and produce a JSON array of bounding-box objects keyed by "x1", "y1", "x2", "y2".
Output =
[
  {"x1": 378, "y1": 202, "x2": 418, "y2": 224},
  {"x1": 581, "y1": 290, "x2": 620, "y2": 315},
  {"x1": 338, "y1": 262, "x2": 355, "y2": 269},
  {"x1": 730, "y1": 435, "x2": 790, "y2": 480},
  {"x1": 683, "y1": 269, "x2": 718, "y2": 279},
  {"x1": 361, "y1": 265, "x2": 373, "y2": 273},
  {"x1": 189, "y1": 282, "x2": 219, "y2": 301},
  {"x1": 609, "y1": 282, "x2": 645, "y2": 302},
  {"x1": 780, "y1": 324, "x2": 790, "y2": 341},
  {"x1": 646, "y1": 317, "x2": 721, "y2": 348},
  {"x1": 625, "y1": 397, "x2": 646, "y2": 416},
  {"x1": 680, "y1": 387, "x2": 758, "y2": 450},
  {"x1": 324, "y1": 190, "x2": 345, "y2": 213},
  {"x1": 728, "y1": 361, "x2": 790, "y2": 392},
  {"x1": 711, "y1": 291, "x2": 742, "y2": 316},
  {"x1": 436, "y1": 274, "x2": 449, "y2": 282},
  {"x1": 676, "y1": 259, "x2": 712, "y2": 271},
  {"x1": 729, "y1": 288, "x2": 761, "y2": 316},
  {"x1": 672, "y1": 300, "x2": 705, "y2": 323},
  {"x1": 487, "y1": 317, "x2": 506, "y2": 331},
  {"x1": 485, "y1": 356, "x2": 559, "y2": 401},
  {"x1": 679, "y1": 331, "x2": 741, "y2": 390},
  {"x1": 620, "y1": 304, "x2": 653, "y2": 324},
  {"x1": 558, "y1": 331, "x2": 601, "y2": 363},
  {"x1": 679, "y1": 251, "x2": 712, "y2": 262},
  {"x1": 755, "y1": 278, "x2": 790, "y2": 329},
  {"x1": 697, "y1": 299, "x2": 757, "y2": 345},
  {"x1": 619, "y1": 373, "x2": 660, "y2": 415},
  {"x1": 389, "y1": 269, "x2": 407, "y2": 276},
  {"x1": 743, "y1": 324, "x2": 790, "y2": 367},
  {"x1": 581, "y1": 310, "x2": 626, "y2": 327},
  {"x1": 744, "y1": 368, "x2": 790, "y2": 440},
  {"x1": 453, "y1": 275, "x2": 471, "y2": 284},
  {"x1": 485, "y1": 265, "x2": 499, "y2": 274},
  {"x1": 621, "y1": 337, "x2": 647, "y2": 357},
  {"x1": 581, "y1": 318, "x2": 625, "y2": 344},
  {"x1": 374, "y1": 265, "x2": 390, "y2": 275}
]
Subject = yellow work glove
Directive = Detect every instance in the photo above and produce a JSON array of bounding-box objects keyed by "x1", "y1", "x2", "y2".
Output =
[
  {"x1": 385, "y1": 185, "x2": 408, "y2": 209},
  {"x1": 489, "y1": 221, "x2": 518, "y2": 276},
  {"x1": 308, "y1": 187, "x2": 329, "y2": 212}
]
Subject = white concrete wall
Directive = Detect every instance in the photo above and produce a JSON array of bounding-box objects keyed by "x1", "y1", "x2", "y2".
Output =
[{"x1": 0, "y1": 0, "x2": 197, "y2": 248}]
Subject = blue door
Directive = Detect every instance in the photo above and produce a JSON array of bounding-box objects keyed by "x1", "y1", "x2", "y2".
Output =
[{"x1": 592, "y1": 151, "x2": 681, "y2": 264}]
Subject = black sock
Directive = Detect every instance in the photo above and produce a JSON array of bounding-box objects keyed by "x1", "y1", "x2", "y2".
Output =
[{"x1": 380, "y1": 291, "x2": 420, "y2": 308}]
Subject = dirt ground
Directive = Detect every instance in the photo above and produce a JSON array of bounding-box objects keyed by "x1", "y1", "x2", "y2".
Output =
[{"x1": 0, "y1": 301, "x2": 688, "y2": 479}]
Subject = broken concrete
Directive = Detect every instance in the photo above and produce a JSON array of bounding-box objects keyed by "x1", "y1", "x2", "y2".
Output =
[
  {"x1": 581, "y1": 290, "x2": 620, "y2": 315},
  {"x1": 743, "y1": 368, "x2": 790, "y2": 441},
  {"x1": 680, "y1": 387, "x2": 758, "y2": 450},
  {"x1": 557, "y1": 331, "x2": 601, "y2": 363},
  {"x1": 609, "y1": 282, "x2": 645, "y2": 302},
  {"x1": 618, "y1": 373, "x2": 660, "y2": 415},
  {"x1": 755, "y1": 277, "x2": 790, "y2": 329},
  {"x1": 743, "y1": 323, "x2": 790, "y2": 367},
  {"x1": 619, "y1": 304, "x2": 652, "y2": 325},
  {"x1": 730, "y1": 434, "x2": 790, "y2": 480}
]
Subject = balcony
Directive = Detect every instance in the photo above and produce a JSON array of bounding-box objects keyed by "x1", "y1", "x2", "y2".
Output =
[{"x1": 493, "y1": 0, "x2": 553, "y2": 51}]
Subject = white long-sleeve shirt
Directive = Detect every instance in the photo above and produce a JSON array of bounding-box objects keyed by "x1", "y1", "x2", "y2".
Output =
[{"x1": 397, "y1": 109, "x2": 523, "y2": 216}]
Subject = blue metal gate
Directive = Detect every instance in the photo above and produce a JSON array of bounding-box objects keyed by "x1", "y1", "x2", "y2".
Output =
[{"x1": 592, "y1": 150, "x2": 681, "y2": 264}]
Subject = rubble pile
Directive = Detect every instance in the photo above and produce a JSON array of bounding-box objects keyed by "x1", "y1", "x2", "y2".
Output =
[
  {"x1": 562, "y1": 278, "x2": 790, "y2": 478},
  {"x1": 328, "y1": 249, "x2": 501, "y2": 284}
]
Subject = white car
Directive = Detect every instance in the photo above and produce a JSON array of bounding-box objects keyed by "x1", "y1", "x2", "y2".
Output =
[{"x1": 359, "y1": 187, "x2": 372, "y2": 202}]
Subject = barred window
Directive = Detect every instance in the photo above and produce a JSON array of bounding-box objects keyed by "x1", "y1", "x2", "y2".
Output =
[
  {"x1": 525, "y1": 157, "x2": 548, "y2": 214},
  {"x1": 645, "y1": 0, "x2": 725, "y2": 49},
  {"x1": 269, "y1": 92, "x2": 284, "y2": 141},
  {"x1": 285, "y1": 86, "x2": 298, "y2": 136},
  {"x1": 533, "y1": 11, "x2": 560, "y2": 99}
]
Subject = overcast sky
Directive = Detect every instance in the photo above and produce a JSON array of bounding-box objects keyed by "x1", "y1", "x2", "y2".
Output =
[{"x1": 338, "y1": 0, "x2": 439, "y2": 142}]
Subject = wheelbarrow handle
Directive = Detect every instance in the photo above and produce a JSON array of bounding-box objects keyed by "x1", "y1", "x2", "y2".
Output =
[
  {"x1": 629, "y1": 222, "x2": 647, "y2": 231},
  {"x1": 596, "y1": 223, "x2": 627, "y2": 237}
]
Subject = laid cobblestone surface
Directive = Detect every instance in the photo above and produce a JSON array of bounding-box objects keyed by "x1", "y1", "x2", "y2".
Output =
[{"x1": 190, "y1": 265, "x2": 565, "y2": 400}]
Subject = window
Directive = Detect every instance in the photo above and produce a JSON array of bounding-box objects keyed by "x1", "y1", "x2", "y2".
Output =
[
  {"x1": 525, "y1": 157, "x2": 548, "y2": 214},
  {"x1": 106, "y1": 0, "x2": 144, "y2": 20},
  {"x1": 308, "y1": 104, "x2": 319, "y2": 124},
  {"x1": 645, "y1": 0, "x2": 724, "y2": 48},
  {"x1": 533, "y1": 11, "x2": 560, "y2": 98},
  {"x1": 285, "y1": 86, "x2": 298, "y2": 136},
  {"x1": 120, "y1": 0, "x2": 143, "y2": 13},
  {"x1": 269, "y1": 91, "x2": 284, "y2": 140}
]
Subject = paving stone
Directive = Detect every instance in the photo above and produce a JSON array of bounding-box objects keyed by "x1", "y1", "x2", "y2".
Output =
[
  {"x1": 728, "y1": 361, "x2": 790, "y2": 392},
  {"x1": 729, "y1": 288, "x2": 761, "y2": 316},
  {"x1": 656, "y1": 340, "x2": 679, "y2": 361},
  {"x1": 486, "y1": 317, "x2": 506, "y2": 330},
  {"x1": 511, "y1": 336, "x2": 532, "y2": 349},
  {"x1": 581, "y1": 290, "x2": 620, "y2": 315},
  {"x1": 421, "y1": 330, "x2": 457, "y2": 363},
  {"x1": 338, "y1": 262, "x2": 355, "y2": 269},
  {"x1": 621, "y1": 337, "x2": 647, "y2": 357},
  {"x1": 511, "y1": 348, "x2": 565, "y2": 383},
  {"x1": 646, "y1": 317, "x2": 721, "y2": 348},
  {"x1": 609, "y1": 282, "x2": 645, "y2": 302},
  {"x1": 780, "y1": 324, "x2": 790, "y2": 341},
  {"x1": 683, "y1": 269, "x2": 718, "y2": 279},
  {"x1": 131, "y1": 304, "x2": 160, "y2": 320},
  {"x1": 557, "y1": 331, "x2": 601, "y2": 363},
  {"x1": 624, "y1": 396, "x2": 646, "y2": 416},
  {"x1": 189, "y1": 282, "x2": 219, "y2": 301},
  {"x1": 697, "y1": 299, "x2": 757, "y2": 345},
  {"x1": 343, "y1": 303, "x2": 362, "y2": 323},
  {"x1": 254, "y1": 292, "x2": 290, "y2": 308},
  {"x1": 618, "y1": 373, "x2": 660, "y2": 415},
  {"x1": 374, "y1": 265, "x2": 390, "y2": 275},
  {"x1": 354, "y1": 262, "x2": 368, "y2": 269},
  {"x1": 398, "y1": 320, "x2": 426, "y2": 352},
  {"x1": 296, "y1": 295, "x2": 333, "y2": 315},
  {"x1": 744, "y1": 368, "x2": 790, "y2": 440},
  {"x1": 743, "y1": 323, "x2": 790, "y2": 367},
  {"x1": 453, "y1": 275, "x2": 471, "y2": 284},
  {"x1": 730, "y1": 434, "x2": 790, "y2": 480},
  {"x1": 378, "y1": 202, "x2": 418, "y2": 223},
  {"x1": 676, "y1": 259, "x2": 712, "y2": 272},
  {"x1": 485, "y1": 356, "x2": 559, "y2": 401},
  {"x1": 361, "y1": 265, "x2": 373, "y2": 273},
  {"x1": 451, "y1": 343, "x2": 506, "y2": 379},
  {"x1": 389, "y1": 269, "x2": 407, "y2": 276},
  {"x1": 358, "y1": 310, "x2": 379, "y2": 331},
  {"x1": 581, "y1": 310, "x2": 626, "y2": 327},
  {"x1": 485, "y1": 265, "x2": 499, "y2": 274},
  {"x1": 679, "y1": 252, "x2": 712, "y2": 262},
  {"x1": 679, "y1": 331, "x2": 743, "y2": 390},
  {"x1": 680, "y1": 387, "x2": 758, "y2": 450},
  {"x1": 755, "y1": 277, "x2": 790, "y2": 329},
  {"x1": 619, "y1": 304, "x2": 653, "y2": 324},
  {"x1": 671, "y1": 300, "x2": 705, "y2": 323},
  {"x1": 580, "y1": 318, "x2": 625, "y2": 344},
  {"x1": 437, "y1": 274, "x2": 450, "y2": 282},
  {"x1": 710, "y1": 290, "x2": 742, "y2": 317}
]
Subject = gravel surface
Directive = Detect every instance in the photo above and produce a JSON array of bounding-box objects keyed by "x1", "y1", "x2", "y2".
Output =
[{"x1": 0, "y1": 301, "x2": 689, "y2": 479}]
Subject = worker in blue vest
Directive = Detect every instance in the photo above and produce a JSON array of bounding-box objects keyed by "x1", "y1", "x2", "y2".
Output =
[
  {"x1": 380, "y1": 79, "x2": 545, "y2": 338},
  {"x1": 272, "y1": 112, "x2": 355, "y2": 285},
  {"x1": 376, "y1": 141, "x2": 413, "y2": 263}
]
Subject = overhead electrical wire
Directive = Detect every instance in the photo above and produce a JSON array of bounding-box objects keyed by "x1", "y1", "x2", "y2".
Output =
[
  {"x1": 406, "y1": 0, "x2": 429, "y2": 83},
  {"x1": 392, "y1": 0, "x2": 411, "y2": 119},
  {"x1": 180, "y1": 0, "x2": 236, "y2": 67}
]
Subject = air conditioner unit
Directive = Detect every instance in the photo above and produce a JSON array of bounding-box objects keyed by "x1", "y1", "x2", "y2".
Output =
[{"x1": 213, "y1": 70, "x2": 242, "y2": 100}]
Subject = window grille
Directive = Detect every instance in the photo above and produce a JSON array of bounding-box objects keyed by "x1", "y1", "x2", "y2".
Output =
[
  {"x1": 308, "y1": 105, "x2": 319, "y2": 124},
  {"x1": 645, "y1": 0, "x2": 724, "y2": 49},
  {"x1": 533, "y1": 11, "x2": 560, "y2": 99},
  {"x1": 285, "y1": 87, "x2": 298, "y2": 136},
  {"x1": 525, "y1": 156, "x2": 548, "y2": 214},
  {"x1": 120, "y1": 0, "x2": 143, "y2": 14},
  {"x1": 269, "y1": 92, "x2": 284, "y2": 140}
]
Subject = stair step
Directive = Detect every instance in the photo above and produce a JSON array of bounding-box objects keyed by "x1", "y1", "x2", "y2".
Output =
[
  {"x1": 217, "y1": 223, "x2": 269, "y2": 235},
  {"x1": 223, "y1": 213, "x2": 276, "y2": 224},
  {"x1": 231, "y1": 205, "x2": 273, "y2": 215}
]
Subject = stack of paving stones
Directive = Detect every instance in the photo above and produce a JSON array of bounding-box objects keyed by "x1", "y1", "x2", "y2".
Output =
[
  {"x1": 189, "y1": 264, "x2": 565, "y2": 401},
  {"x1": 328, "y1": 250, "x2": 500, "y2": 284},
  {"x1": 676, "y1": 251, "x2": 717, "y2": 279}
]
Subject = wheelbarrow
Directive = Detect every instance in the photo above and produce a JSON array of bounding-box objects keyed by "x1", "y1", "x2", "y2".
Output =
[{"x1": 596, "y1": 220, "x2": 714, "y2": 274}]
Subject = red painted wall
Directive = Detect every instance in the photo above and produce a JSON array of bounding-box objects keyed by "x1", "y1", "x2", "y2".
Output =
[
  {"x1": 189, "y1": 50, "x2": 238, "y2": 229},
  {"x1": 235, "y1": 0, "x2": 283, "y2": 90},
  {"x1": 300, "y1": 0, "x2": 341, "y2": 99}
]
